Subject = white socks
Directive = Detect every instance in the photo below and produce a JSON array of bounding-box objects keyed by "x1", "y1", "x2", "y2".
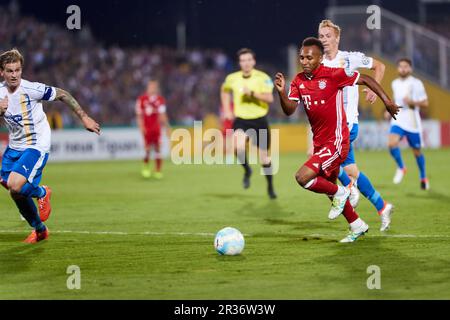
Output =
[
  {"x1": 350, "y1": 218, "x2": 363, "y2": 231},
  {"x1": 334, "y1": 186, "x2": 347, "y2": 197}
]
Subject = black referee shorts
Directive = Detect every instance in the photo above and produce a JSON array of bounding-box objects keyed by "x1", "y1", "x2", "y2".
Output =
[{"x1": 233, "y1": 116, "x2": 271, "y2": 150}]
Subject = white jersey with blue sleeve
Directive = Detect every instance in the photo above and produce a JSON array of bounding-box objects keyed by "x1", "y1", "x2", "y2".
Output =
[
  {"x1": 0, "y1": 79, "x2": 57, "y2": 153},
  {"x1": 322, "y1": 50, "x2": 373, "y2": 131},
  {"x1": 391, "y1": 76, "x2": 427, "y2": 134}
]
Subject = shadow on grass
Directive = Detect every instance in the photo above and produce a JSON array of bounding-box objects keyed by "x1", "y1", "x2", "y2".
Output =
[
  {"x1": 204, "y1": 193, "x2": 260, "y2": 200},
  {"x1": 215, "y1": 254, "x2": 247, "y2": 262},
  {"x1": 405, "y1": 190, "x2": 450, "y2": 204},
  {"x1": 0, "y1": 236, "x2": 46, "y2": 274},
  {"x1": 235, "y1": 198, "x2": 295, "y2": 219},
  {"x1": 264, "y1": 218, "x2": 330, "y2": 231},
  {"x1": 307, "y1": 236, "x2": 434, "y2": 297}
]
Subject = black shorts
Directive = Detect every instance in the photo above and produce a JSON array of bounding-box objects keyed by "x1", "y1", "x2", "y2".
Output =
[{"x1": 233, "y1": 116, "x2": 271, "y2": 150}]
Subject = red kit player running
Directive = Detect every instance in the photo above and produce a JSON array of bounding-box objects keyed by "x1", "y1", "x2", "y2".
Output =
[
  {"x1": 275, "y1": 38, "x2": 400, "y2": 242},
  {"x1": 136, "y1": 80, "x2": 170, "y2": 179}
]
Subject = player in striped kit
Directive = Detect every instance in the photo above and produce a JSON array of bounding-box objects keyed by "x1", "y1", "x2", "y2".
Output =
[{"x1": 0, "y1": 49, "x2": 100, "y2": 243}]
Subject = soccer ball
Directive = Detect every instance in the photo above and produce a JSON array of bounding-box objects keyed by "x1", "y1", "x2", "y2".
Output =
[{"x1": 214, "y1": 227, "x2": 245, "y2": 256}]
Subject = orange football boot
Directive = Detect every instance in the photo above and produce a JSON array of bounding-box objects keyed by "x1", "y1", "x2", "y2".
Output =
[
  {"x1": 38, "y1": 186, "x2": 52, "y2": 222},
  {"x1": 23, "y1": 228, "x2": 49, "y2": 244}
]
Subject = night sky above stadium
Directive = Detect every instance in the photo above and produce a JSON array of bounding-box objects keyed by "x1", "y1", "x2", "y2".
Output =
[{"x1": 0, "y1": 0, "x2": 430, "y2": 64}]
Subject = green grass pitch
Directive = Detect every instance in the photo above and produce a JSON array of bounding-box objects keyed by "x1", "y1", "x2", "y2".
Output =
[{"x1": 0, "y1": 149, "x2": 449, "y2": 299}]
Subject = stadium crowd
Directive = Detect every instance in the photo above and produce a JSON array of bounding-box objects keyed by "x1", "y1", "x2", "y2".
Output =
[
  {"x1": 0, "y1": 5, "x2": 243, "y2": 127},
  {"x1": 3, "y1": 4, "x2": 446, "y2": 128}
]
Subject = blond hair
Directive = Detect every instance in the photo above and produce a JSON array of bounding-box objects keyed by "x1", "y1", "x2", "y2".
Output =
[
  {"x1": 0, "y1": 49, "x2": 24, "y2": 70},
  {"x1": 318, "y1": 19, "x2": 341, "y2": 38}
]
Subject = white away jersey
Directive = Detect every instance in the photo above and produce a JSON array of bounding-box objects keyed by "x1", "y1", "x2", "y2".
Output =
[
  {"x1": 322, "y1": 50, "x2": 373, "y2": 130},
  {"x1": 0, "y1": 79, "x2": 57, "y2": 153},
  {"x1": 391, "y1": 76, "x2": 427, "y2": 133}
]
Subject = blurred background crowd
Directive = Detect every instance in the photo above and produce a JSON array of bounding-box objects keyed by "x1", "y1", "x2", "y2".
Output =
[
  {"x1": 0, "y1": 4, "x2": 281, "y2": 128},
  {"x1": 0, "y1": 1, "x2": 448, "y2": 128}
]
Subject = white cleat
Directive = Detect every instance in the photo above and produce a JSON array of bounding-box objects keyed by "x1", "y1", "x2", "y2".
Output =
[
  {"x1": 393, "y1": 168, "x2": 406, "y2": 184},
  {"x1": 340, "y1": 222, "x2": 369, "y2": 243},
  {"x1": 20, "y1": 214, "x2": 26, "y2": 221},
  {"x1": 349, "y1": 184, "x2": 360, "y2": 208},
  {"x1": 379, "y1": 203, "x2": 394, "y2": 232},
  {"x1": 328, "y1": 187, "x2": 351, "y2": 220}
]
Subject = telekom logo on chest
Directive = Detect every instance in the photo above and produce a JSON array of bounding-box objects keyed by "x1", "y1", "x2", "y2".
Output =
[{"x1": 301, "y1": 95, "x2": 325, "y2": 110}]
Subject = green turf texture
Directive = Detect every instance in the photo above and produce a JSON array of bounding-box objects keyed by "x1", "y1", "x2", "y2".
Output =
[{"x1": 0, "y1": 149, "x2": 449, "y2": 299}]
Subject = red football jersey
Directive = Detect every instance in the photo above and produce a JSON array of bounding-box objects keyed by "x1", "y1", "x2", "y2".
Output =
[
  {"x1": 288, "y1": 65, "x2": 360, "y2": 151},
  {"x1": 136, "y1": 94, "x2": 167, "y2": 131}
]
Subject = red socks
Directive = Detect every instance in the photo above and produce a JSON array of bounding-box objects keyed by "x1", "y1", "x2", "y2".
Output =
[
  {"x1": 342, "y1": 200, "x2": 359, "y2": 224},
  {"x1": 156, "y1": 158, "x2": 162, "y2": 172},
  {"x1": 305, "y1": 177, "x2": 339, "y2": 196}
]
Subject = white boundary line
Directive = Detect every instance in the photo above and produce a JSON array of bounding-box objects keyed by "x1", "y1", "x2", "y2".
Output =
[
  {"x1": 307, "y1": 233, "x2": 450, "y2": 239},
  {"x1": 0, "y1": 230, "x2": 216, "y2": 237},
  {"x1": 0, "y1": 230, "x2": 449, "y2": 239}
]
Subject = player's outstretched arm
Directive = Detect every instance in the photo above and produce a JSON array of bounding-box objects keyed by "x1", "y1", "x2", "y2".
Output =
[
  {"x1": 363, "y1": 58, "x2": 386, "y2": 104},
  {"x1": 55, "y1": 88, "x2": 101, "y2": 135},
  {"x1": 274, "y1": 73, "x2": 298, "y2": 116},
  {"x1": 357, "y1": 74, "x2": 401, "y2": 120}
]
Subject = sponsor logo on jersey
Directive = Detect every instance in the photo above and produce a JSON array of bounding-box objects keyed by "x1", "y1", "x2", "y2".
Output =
[{"x1": 4, "y1": 113, "x2": 23, "y2": 127}]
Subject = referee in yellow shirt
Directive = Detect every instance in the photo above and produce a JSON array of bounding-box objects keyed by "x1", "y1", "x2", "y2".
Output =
[{"x1": 221, "y1": 48, "x2": 277, "y2": 199}]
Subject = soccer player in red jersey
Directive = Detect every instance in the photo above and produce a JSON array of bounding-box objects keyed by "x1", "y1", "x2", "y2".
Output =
[
  {"x1": 275, "y1": 38, "x2": 400, "y2": 242},
  {"x1": 136, "y1": 80, "x2": 170, "y2": 179}
]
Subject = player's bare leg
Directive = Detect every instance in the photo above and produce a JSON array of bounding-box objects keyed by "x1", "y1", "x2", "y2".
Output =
[
  {"x1": 234, "y1": 130, "x2": 252, "y2": 189},
  {"x1": 1, "y1": 177, "x2": 25, "y2": 221},
  {"x1": 295, "y1": 165, "x2": 350, "y2": 219},
  {"x1": 142, "y1": 144, "x2": 152, "y2": 178},
  {"x1": 388, "y1": 134, "x2": 406, "y2": 184},
  {"x1": 8, "y1": 173, "x2": 49, "y2": 243},
  {"x1": 296, "y1": 166, "x2": 368, "y2": 242}
]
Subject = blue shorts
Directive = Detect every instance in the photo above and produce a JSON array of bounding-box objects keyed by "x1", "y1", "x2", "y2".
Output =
[
  {"x1": 390, "y1": 125, "x2": 422, "y2": 149},
  {"x1": 342, "y1": 124, "x2": 359, "y2": 167},
  {"x1": 1, "y1": 147, "x2": 49, "y2": 187}
]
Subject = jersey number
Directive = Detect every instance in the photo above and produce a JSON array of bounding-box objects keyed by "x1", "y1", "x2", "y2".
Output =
[{"x1": 315, "y1": 147, "x2": 332, "y2": 158}]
